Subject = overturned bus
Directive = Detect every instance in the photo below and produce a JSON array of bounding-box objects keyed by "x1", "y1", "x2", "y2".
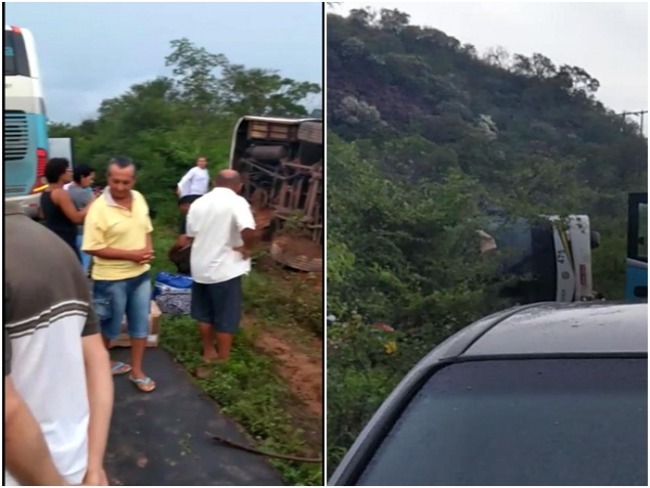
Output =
[{"x1": 229, "y1": 116, "x2": 323, "y2": 272}]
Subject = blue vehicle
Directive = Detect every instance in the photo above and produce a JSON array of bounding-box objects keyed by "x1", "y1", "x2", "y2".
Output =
[
  {"x1": 4, "y1": 25, "x2": 49, "y2": 218},
  {"x1": 626, "y1": 192, "x2": 648, "y2": 302}
]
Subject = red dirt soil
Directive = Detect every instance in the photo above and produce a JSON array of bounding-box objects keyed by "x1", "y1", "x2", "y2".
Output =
[
  {"x1": 255, "y1": 331, "x2": 323, "y2": 418},
  {"x1": 242, "y1": 316, "x2": 323, "y2": 419},
  {"x1": 256, "y1": 254, "x2": 323, "y2": 291},
  {"x1": 272, "y1": 235, "x2": 322, "y2": 260}
]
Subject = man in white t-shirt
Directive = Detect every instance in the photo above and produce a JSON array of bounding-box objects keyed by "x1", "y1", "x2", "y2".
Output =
[
  {"x1": 176, "y1": 156, "x2": 210, "y2": 198},
  {"x1": 186, "y1": 169, "x2": 257, "y2": 362},
  {"x1": 5, "y1": 202, "x2": 114, "y2": 486}
]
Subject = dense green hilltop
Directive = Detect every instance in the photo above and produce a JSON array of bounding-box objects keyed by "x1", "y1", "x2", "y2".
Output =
[{"x1": 326, "y1": 8, "x2": 647, "y2": 473}]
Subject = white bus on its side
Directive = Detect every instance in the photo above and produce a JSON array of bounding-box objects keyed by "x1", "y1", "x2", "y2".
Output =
[{"x1": 4, "y1": 24, "x2": 50, "y2": 218}]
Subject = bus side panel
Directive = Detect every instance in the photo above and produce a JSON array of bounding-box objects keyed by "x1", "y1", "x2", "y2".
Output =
[
  {"x1": 625, "y1": 193, "x2": 648, "y2": 303},
  {"x1": 625, "y1": 261, "x2": 648, "y2": 302},
  {"x1": 4, "y1": 112, "x2": 48, "y2": 197},
  {"x1": 34, "y1": 112, "x2": 49, "y2": 155}
]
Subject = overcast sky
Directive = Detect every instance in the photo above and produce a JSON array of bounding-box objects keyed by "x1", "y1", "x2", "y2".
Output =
[
  {"x1": 333, "y1": 2, "x2": 648, "y2": 120},
  {"x1": 6, "y1": 2, "x2": 323, "y2": 124}
]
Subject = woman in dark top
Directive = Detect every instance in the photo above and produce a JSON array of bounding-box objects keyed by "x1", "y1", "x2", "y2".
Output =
[{"x1": 39, "y1": 158, "x2": 95, "y2": 259}]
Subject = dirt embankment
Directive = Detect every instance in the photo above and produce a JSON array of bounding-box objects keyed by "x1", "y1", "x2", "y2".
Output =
[
  {"x1": 255, "y1": 330, "x2": 322, "y2": 417},
  {"x1": 242, "y1": 314, "x2": 323, "y2": 455}
]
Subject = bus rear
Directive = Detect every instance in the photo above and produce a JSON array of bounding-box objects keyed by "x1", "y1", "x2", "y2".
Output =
[{"x1": 4, "y1": 25, "x2": 49, "y2": 217}]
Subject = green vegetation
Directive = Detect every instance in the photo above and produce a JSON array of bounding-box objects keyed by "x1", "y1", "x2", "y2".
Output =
[
  {"x1": 49, "y1": 39, "x2": 322, "y2": 485},
  {"x1": 49, "y1": 37, "x2": 320, "y2": 223},
  {"x1": 326, "y1": 8, "x2": 647, "y2": 474}
]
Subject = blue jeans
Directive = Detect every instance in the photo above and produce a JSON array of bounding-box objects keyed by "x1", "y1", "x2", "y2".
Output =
[
  {"x1": 93, "y1": 271, "x2": 152, "y2": 340},
  {"x1": 76, "y1": 234, "x2": 91, "y2": 274}
]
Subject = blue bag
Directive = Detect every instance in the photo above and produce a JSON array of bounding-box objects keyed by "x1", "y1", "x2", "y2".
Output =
[{"x1": 153, "y1": 272, "x2": 192, "y2": 298}]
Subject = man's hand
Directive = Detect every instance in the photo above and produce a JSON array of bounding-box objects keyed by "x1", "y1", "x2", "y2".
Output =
[
  {"x1": 138, "y1": 251, "x2": 155, "y2": 265},
  {"x1": 233, "y1": 246, "x2": 251, "y2": 260},
  {"x1": 82, "y1": 467, "x2": 108, "y2": 486},
  {"x1": 178, "y1": 234, "x2": 190, "y2": 249},
  {"x1": 128, "y1": 248, "x2": 155, "y2": 264}
]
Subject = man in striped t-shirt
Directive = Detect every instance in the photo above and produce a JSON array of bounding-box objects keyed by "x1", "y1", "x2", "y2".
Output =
[{"x1": 4, "y1": 202, "x2": 114, "y2": 485}]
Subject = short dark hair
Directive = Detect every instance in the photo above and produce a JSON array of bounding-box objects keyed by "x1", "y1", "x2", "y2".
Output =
[
  {"x1": 178, "y1": 195, "x2": 201, "y2": 206},
  {"x1": 108, "y1": 156, "x2": 135, "y2": 175},
  {"x1": 73, "y1": 163, "x2": 94, "y2": 183},
  {"x1": 44, "y1": 158, "x2": 70, "y2": 184}
]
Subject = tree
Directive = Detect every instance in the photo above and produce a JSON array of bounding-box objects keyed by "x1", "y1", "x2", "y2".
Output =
[
  {"x1": 164, "y1": 38, "x2": 320, "y2": 118},
  {"x1": 378, "y1": 8, "x2": 410, "y2": 32},
  {"x1": 483, "y1": 46, "x2": 510, "y2": 68},
  {"x1": 48, "y1": 37, "x2": 319, "y2": 225},
  {"x1": 511, "y1": 54, "x2": 533, "y2": 76},
  {"x1": 221, "y1": 64, "x2": 320, "y2": 117},
  {"x1": 349, "y1": 7, "x2": 375, "y2": 26},
  {"x1": 557, "y1": 64, "x2": 600, "y2": 95},
  {"x1": 531, "y1": 53, "x2": 557, "y2": 78},
  {"x1": 164, "y1": 37, "x2": 228, "y2": 113}
]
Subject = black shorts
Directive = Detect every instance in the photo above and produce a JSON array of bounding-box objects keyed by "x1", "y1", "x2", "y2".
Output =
[{"x1": 190, "y1": 276, "x2": 242, "y2": 334}]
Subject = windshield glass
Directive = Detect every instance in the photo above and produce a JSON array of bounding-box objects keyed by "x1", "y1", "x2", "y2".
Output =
[{"x1": 358, "y1": 358, "x2": 647, "y2": 486}]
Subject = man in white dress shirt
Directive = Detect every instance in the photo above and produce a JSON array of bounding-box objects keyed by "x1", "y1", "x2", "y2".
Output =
[{"x1": 177, "y1": 156, "x2": 210, "y2": 199}]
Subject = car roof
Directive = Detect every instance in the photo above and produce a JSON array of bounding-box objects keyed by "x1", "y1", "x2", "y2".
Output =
[
  {"x1": 458, "y1": 301, "x2": 648, "y2": 357},
  {"x1": 328, "y1": 301, "x2": 647, "y2": 485}
]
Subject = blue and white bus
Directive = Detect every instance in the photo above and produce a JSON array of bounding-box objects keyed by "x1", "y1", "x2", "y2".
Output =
[
  {"x1": 626, "y1": 192, "x2": 648, "y2": 302},
  {"x1": 4, "y1": 25, "x2": 49, "y2": 218}
]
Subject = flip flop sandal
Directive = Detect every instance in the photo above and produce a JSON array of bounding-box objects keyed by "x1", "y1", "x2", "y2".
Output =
[
  {"x1": 111, "y1": 362, "x2": 132, "y2": 375},
  {"x1": 129, "y1": 376, "x2": 156, "y2": 393}
]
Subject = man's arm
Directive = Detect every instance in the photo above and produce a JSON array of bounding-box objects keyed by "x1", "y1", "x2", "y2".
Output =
[
  {"x1": 142, "y1": 198, "x2": 155, "y2": 261},
  {"x1": 81, "y1": 320, "x2": 113, "y2": 485},
  {"x1": 234, "y1": 200, "x2": 258, "y2": 258},
  {"x1": 5, "y1": 376, "x2": 68, "y2": 485},
  {"x1": 145, "y1": 232, "x2": 153, "y2": 253},
  {"x1": 5, "y1": 375, "x2": 68, "y2": 485},
  {"x1": 52, "y1": 189, "x2": 91, "y2": 224},
  {"x1": 177, "y1": 168, "x2": 195, "y2": 196},
  {"x1": 169, "y1": 234, "x2": 190, "y2": 256}
]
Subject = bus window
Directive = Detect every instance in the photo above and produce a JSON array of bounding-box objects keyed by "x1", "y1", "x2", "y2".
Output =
[{"x1": 4, "y1": 30, "x2": 30, "y2": 77}]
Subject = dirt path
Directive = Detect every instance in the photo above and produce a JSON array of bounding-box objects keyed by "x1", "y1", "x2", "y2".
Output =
[
  {"x1": 255, "y1": 330, "x2": 323, "y2": 417},
  {"x1": 241, "y1": 314, "x2": 323, "y2": 456}
]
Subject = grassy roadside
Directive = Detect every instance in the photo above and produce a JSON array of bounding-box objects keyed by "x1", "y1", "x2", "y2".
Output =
[{"x1": 151, "y1": 227, "x2": 323, "y2": 486}]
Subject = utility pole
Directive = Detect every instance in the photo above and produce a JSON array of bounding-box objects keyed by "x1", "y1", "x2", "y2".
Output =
[{"x1": 619, "y1": 110, "x2": 648, "y2": 136}]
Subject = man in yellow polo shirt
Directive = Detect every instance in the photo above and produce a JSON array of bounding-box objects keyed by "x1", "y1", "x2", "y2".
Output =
[{"x1": 83, "y1": 156, "x2": 156, "y2": 393}]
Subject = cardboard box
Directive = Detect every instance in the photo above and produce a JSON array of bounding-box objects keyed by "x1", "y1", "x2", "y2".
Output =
[{"x1": 109, "y1": 300, "x2": 162, "y2": 348}]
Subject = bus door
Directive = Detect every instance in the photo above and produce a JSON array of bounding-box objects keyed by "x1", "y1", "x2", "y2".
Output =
[{"x1": 626, "y1": 192, "x2": 648, "y2": 302}]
